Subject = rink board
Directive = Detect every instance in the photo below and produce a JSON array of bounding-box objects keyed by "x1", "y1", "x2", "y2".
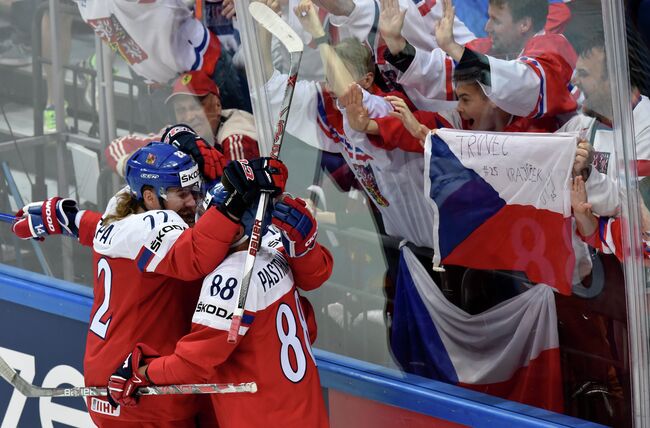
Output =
[{"x1": 0, "y1": 263, "x2": 605, "y2": 427}]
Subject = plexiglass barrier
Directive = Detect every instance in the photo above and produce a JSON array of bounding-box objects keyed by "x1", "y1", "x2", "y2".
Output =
[{"x1": 1, "y1": 0, "x2": 649, "y2": 426}]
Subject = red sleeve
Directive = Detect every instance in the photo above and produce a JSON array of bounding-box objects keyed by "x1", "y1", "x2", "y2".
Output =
[
  {"x1": 545, "y1": 2, "x2": 572, "y2": 34},
  {"x1": 222, "y1": 134, "x2": 260, "y2": 160},
  {"x1": 521, "y1": 35, "x2": 578, "y2": 118},
  {"x1": 153, "y1": 207, "x2": 240, "y2": 280},
  {"x1": 576, "y1": 222, "x2": 602, "y2": 250},
  {"x1": 104, "y1": 133, "x2": 162, "y2": 173},
  {"x1": 466, "y1": 37, "x2": 492, "y2": 54},
  {"x1": 373, "y1": 110, "x2": 447, "y2": 153},
  {"x1": 78, "y1": 210, "x2": 103, "y2": 247},
  {"x1": 284, "y1": 243, "x2": 333, "y2": 291},
  {"x1": 146, "y1": 324, "x2": 234, "y2": 385}
]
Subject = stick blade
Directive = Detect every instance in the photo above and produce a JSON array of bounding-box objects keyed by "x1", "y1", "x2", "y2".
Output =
[{"x1": 249, "y1": 2, "x2": 304, "y2": 53}]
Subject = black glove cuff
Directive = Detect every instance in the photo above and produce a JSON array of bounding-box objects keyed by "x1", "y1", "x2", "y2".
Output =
[
  {"x1": 383, "y1": 42, "x2": 416, "y2": 73},
  {"x1": 219, "y1": 191, "x2": 247, "y2": 221}
]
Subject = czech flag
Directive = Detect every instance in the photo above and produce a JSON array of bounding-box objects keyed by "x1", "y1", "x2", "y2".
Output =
[
  {"x1": 391, "y1": 246, "x2": 563, "y2": 412},
  {"x1": 424, "y1": 129, "x2": 577, "y2": 295}
]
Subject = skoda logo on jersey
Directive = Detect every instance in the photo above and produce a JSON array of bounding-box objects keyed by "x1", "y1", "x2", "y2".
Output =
[{"x1": 179, "y1": 164, "x2": 200, "y2": 187}]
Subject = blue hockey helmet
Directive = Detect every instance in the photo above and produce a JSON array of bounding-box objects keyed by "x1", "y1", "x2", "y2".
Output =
[
  {"x1": 204, "y1": 181, "x2": 272, "y2": 238},
  {"x1": 125, "y1": 142, "x2": 202, "y2": 200}
]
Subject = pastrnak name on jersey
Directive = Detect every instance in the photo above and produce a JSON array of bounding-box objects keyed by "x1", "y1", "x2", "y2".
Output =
[{"x1": 257, "y1": 252, "x2": 290, "y2": 292}]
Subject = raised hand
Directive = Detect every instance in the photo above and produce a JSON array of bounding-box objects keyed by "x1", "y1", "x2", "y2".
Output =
[
  {"x1": 386, "y1": 95, "x2": 430, "y2": 143},
  {"x1": 435, "y1": 0, "x2": 463, "y2": 60},
  {"x1": 341, "y1": 84, "x2": 371, "y2": 132},
  {"x1": 571, "y1": 176, "x2": 592, "y2": 216},
  {"x1": 379, "y1": 0, "x2": 407, "y2": 54},
  {"x1": 294, "y1": 0, "x2": 326, "y2": 38}
]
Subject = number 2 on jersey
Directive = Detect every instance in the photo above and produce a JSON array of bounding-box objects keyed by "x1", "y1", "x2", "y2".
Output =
[
  {"x1": 89, "y1": 258, "x2": 112, "y2": 339},
  {"x1": 276, "y1": 291, "x2": 316, "y2": 383}
]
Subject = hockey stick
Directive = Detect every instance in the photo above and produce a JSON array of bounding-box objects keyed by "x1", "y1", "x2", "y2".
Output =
[
  {"x1": 0, "y1": 212, "x2": 14, "y2": 224},
  {"x1": 0, "y1": 356, "x2": 256, "y2": 397},
  {"x1": 227, "y1": 2, "x2": 304, "y2": 343}
]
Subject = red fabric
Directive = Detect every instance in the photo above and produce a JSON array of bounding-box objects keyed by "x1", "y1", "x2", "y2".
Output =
[
  {"x1": 444, "y1": 204, "x2": 575, "y2": 295},
  {"x1": 197, "y1": 138, "x2": 227, "y2": 181},
  {"x1": 146, "y1": 289, "x2": 329, "y2": 428},
  {"x1": 84, "y1": 207, "x2": 239, "y2": 422},
  {"x1": 169, "y1": 70, "x2": 220, "y2": 100},
  {"x1": 11, "y1": 217, "x2": 37, "y2": 240},
  {"x1": 105, "y1": 132, "x2": 162, "y2": 173},
  {"x1": 520, "y1": 33, "x2": 578, "y2": 118},
  {"x1": 78, "y1": 211, "x2": 103, "y2": 247},
  {"x1": 372, "y1": 110, "x2": 558, "y2": 154},
  {"x1": 287, "y1": 244, "x2": 334, "y2": 291},
  {"x1": 544, "y1": 2, "x2": 572, "y2": 34},
  {"x1": 638, "y1": 160, "x2": 650, "y2": 176},
  {"x1": 222, "y1": 134, "x2": 260, "y2": 161},
  {"x1": 200, "y1": 30, "x2": 222, "y2": 78},
  {"x1": 143, "y1": 242, "x2": 333, "y2": 427},
  {"x1": 460, "y1": 348, "x2": 563, "y2": 413},
  {"x1": 374, "y1": 110, "x2": 452, "y2": 153},
  {"x1": 268, "y1": 159, "x2": 289, "y2": 194}
]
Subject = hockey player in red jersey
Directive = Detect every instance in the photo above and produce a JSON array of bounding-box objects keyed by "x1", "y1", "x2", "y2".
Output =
[
  {"x1": 107, "y1": 183, "x2": 332, "y2": 427},
  {"x1": 12, "y1": 142, "x2": 289, "y2": 427}
]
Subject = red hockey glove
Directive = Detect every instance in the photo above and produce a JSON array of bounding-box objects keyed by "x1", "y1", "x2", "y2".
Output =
[
  {"x1": 272, "y1": 195, "x2": 318, "y2": 257},
  {"x1": 107, "y1": 344, "x2": 159, "y2": 408},
  {"x1": 222, "y1": 157, "x2": 288, "y2": 203},
  {"x1": 162, "y1": 124, "x2": 226, "y2": 182},
  {"x1": 12, "y1": 197, "x2": 79, "y2": 240},
  {"x1": 196, "y1": 138, "x2": 227, "y2": 182}
]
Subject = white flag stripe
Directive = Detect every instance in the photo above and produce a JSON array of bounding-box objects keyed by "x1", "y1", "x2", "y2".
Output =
[
  {"x1": 402, "y1": 246, "x2": 559, "y2": 384},
  {"x1": 431, "y1": 129, "x2": 577, "y2": 215}
]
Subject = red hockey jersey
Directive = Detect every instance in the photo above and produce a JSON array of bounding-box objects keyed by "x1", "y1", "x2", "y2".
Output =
[
  {"x1": 77, "y1": 207, "x2": 239, "y2": 422},
  {"x1": 146, "y1": 237, "x2": 333, "y2": 428}
]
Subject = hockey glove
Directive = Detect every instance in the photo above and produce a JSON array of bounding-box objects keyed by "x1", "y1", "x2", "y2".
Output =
[
  {"x1": 222, "y1": 157, "x2": 287, "y2": 200},
  {"x1": 12, "y1": 197, "x2": 79, "y2": 240},
  {"x1": 162, "y1": 124, "x2": 227, "y2": 182},
  {"x1": 272, "y1": 195, "x2": 318, "y2": 257},
  {"x1": 107, "y1": 343, "x2": 159, "y2": 408}
]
